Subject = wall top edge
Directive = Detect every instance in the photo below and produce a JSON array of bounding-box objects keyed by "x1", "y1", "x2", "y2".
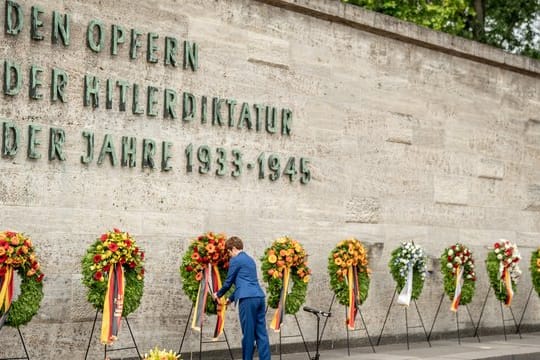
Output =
[{"x1": 254, "y1": 0, "x2": 540, "y2": 79}]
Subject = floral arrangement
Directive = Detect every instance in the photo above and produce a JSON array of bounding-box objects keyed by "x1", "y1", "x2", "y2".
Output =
[
  {"x1": 486, "y1": 239, "x2": 521, "y2": 304},
  {"x1": 389, "y1": 241, "x2": 427, "y2": 301},
  {"x1": 261, "y1": 236, "x2": 311, "y2": 315},
  {"x1": 81, "y1": 229, "x2": 145, "y2": 315},
  {"x1": 328, "y1": 238, "x2": 370, "y2": 306},
  {"x1": 143, "y1": 347, "x2": 181, "y2": 360},
  {"x1": 0, "y1": 231, "x2": 44, "y2": 327},
  {"x1": 180, "y1": 232, "x2": 230, "y2": 314},
  {"x1": 530, "y1": 248, "x2": 540, "y2": 297},
  {"x1": 440, "y1": 243, "x2": 476, "y2": 306}
]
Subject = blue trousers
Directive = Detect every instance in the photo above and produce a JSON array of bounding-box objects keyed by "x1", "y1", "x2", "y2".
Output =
[{"x1": 238, "y1": 296, "x2": 271, "y2": 360}]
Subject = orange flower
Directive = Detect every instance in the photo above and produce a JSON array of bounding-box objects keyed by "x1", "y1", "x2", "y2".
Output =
[
  {"x1": 276, "y1": 260, "x2": 285, "y2": 268},
  {"x1": 191, "y1": 253, "x2": 200, "y2": 261},
  {"x1": 536, "y1": 258, "x2": 540, "y2": 267},
  {"x1": 206, "y1": 243, "x2": 216, "y2": 253},
  {"x1": 195, "y1": 271, "x2": 203, "y2": 281},
  {"x1": 279, "y1": 249, "x2": 287, "y2": 257}
]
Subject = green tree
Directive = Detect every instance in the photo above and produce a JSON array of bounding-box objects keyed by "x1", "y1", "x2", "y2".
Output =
[{"x1": 343, "y1": 0, "x2": 540, "y2": 58}]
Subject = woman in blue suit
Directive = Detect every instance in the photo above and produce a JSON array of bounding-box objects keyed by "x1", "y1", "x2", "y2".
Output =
[{"x1": 214, "y1": 236, "x2": 271, "y2": 360}]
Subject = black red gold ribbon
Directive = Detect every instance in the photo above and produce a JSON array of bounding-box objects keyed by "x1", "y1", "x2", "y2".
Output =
[
  {"x1": 0, "y1": 267, "x2": 14, "y2": 328},
  {"x1": 100, "y1": 263, "x2": 125, "y2": 344},
  {"x1": 270, "y1": 266, "x2": 290, "y2": 332},
  {"x1": 192, "y1": 264, "x2": 226, "y2": 340},
  {"x1": 346, "y1": 266, "x2": 360, "y2": 330}
]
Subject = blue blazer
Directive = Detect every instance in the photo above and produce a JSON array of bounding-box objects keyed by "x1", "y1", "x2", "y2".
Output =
[{"x1": 216, "y1": 251, "x2": 265, "y2": 302}]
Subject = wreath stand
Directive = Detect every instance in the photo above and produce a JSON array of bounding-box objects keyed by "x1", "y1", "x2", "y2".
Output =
[
  {"x1": 178, "y1": 303, "x2": 234, "y2": 360},
  {"x1": 376, "y1": 287, "x2": 431, "y2": 350},
  {"x1": 0, "y1": 324, "x2": 30, "y2": 360},
  {"x1": 319, "y1": 294, "x2": 375, "y2": 355},
  {"x1": 516, "y1": 286, "x2": 535, "y2": 333},
  {"x1": 84, "y1": 310, "x2": 141, "y2": 360},
  {"x1": 427, "y1": 293, "x2": 480, "y2": 344},
  {"x1": 473, "y1": 287, "x2": 522, "y2": 341},
  {"x1": 275, "y1": 313, "x2": 311, "y2": 360}
]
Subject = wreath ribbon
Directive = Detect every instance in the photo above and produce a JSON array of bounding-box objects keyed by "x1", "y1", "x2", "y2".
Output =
[
  {"x1": 450, "y1": 265, "x2": 463, "y2": 312},
  {"x1": 0, "y1": 267, "x2": 14, "y2": 328},
  {"x1": 101, "y1": 263, "x2": 125, "y2": 345},
  {"x1": 502, "y1": 267, "x2": 513, "y2": 306},
  {"x1": 397, "y1": 264, "x2": 413, "y2": 307},
  {"x1": 270, "y1": 266, "x2": 291, "y2": 332},
  {"x1": 192, "y1": 264, "x2": 226, "y2": 340},
  {"x1": 346, "y1": 266, "x2": 359, "y2": 330}
]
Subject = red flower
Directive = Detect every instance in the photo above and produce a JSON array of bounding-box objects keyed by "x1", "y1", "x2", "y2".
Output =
[
  {"x1": 113, "y1": 228, "x2": 121, "y2": 233},
  {"x1": 93, "y1": 271, "x2": 103, "y2": 281},
  {"x1": 0, "y1": 240, "x2": 8, "y2": 249},
  {"x1": 108, "y1": 243, "x2": 119, "y2": 252},
  {"x1": 140, "y1": 252, "x2": 145, "y2": 260},
  {"x1": 103, "y1": 264, "x2": 111, "y2": 273},
  {"x1": 129, "y1": 261, "x2": 136, "y2": 269},
  {"x1": 0, "y1": 255, "x2": 6, "y2": 263},
  {"x1": 125, "y1": 240, "x2": 132, "y2": 248},
  {"x1": 93, "y1": 254, "x2": 102, "y2": 264},
  {"x1": 36, "y1": 273, "x2": 45, "y2": 282},
  {"x1": 447, "y1": 256, "x2": 452, "y2": 262},
  {"x1": 6, "y1": 231, "x2": 16, "y2": 238},
  {"x1": 140, "y1": 268, "x2": 145, "y2": 276},
  {"x1": 100, "y1": 234, "x2": 108, "y2": 242},
  {"x1": 186, "y1": 265, "x2": 193, "y2": 272},
  {"x1": 494, "y1": 243, "x2": 500, "y2": 249}
]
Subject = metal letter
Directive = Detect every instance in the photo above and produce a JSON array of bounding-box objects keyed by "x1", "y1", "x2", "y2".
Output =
[
  {"x1": 29, "y1": 65, "x2": 43, "y2": 100},
  {"x1": 116, "y1": 80, "x2": 129, "y2": 111},
  {"x1": 147, "y1": 32, "x2": 159, "y2": 63},
  {"x1": 2, "y1": 122, "x2": 19, "y2": 157},
  {"x1": 27, "y1": 124, "x2": 42, "y2": 159},
  {"x1": 132, "y1": 84, "x2": 144, "y2": 114},
  {"x1": 130, "y1": 29, "x2": 142, "y2": 59},
  {"x1": 147, "y1": 86, "x2": 158, "y2": 116},
  {"x1": 48, "y1": 127, "x2": 66, "y2": 161},
  {"x1": 5, "y1": 1, "x2": 23, "y2": 36},
  {"x1": 87, "y1": 19, "x2": 104, "y2": 53},
  {"x1": 81, "y1": 130, "x2": 94, "y2": 164},
  {"x1": 3, "y1": 61, "x2": 21, "y2": 96},
  {"x1": 84, "y1": 75, "x2": 99, "y2": 108},
  {"x1": 52, "y1": 11, "x2": 70, "y2": 46},
  {"x1": 163, "y1": 88, "x2": 177, "y2": 119},
  {"x1": 238, "y1": 102, "x2": 252, "y2": 130},
  {"x1": 183, "y1": 41, "x2": 198, "y2": 71},
  {"x1": 97, "y1": 134, "x2": 117, "y2": 166},
  {"x1": 111, "y1": 24, "x2": 125, "y2": 55},
  {"x1": 30, "y1": 6, "x2": 44, "y2": 41},
  {"x1": 161, "y1": 141, "x2": 172, "y2": 171},
  {"x1": 281, "y1": 108, "x2": 292, "y2": 136},
  {"x1": 121, "y1": 136, "x2": 136, "y2": 167},
  {"x1": 164, "y1": 37, "x2": 178, "y2": 66},
  {"x1": 182, "y1": 92, "x2": 196, "y2": 122},
  {"x1": 212, "y1": 97, "x2": 224, "y2": 126},
  {"x1": 265, "y1": 106, "x2": 277, "y2": 134},
  {"x1": 142, "y1": 138, "x2": 156, "y2": 168},
  {"x1": 51, "y1": 68, "x2": 68, "y2": 102}
]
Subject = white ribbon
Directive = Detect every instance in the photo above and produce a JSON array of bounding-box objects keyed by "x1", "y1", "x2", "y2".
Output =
[{"x1": 397, "y1": 264, "x2": 413, "y2": 307}]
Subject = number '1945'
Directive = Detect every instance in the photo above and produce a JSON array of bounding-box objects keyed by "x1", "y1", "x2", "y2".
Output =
[{"x1": 184, "y1": 143, "x2": 311, "y2": 184}]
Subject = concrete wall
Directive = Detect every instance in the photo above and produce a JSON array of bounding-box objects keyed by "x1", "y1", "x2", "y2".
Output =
[{"x1": 0, "y1": 0, "x2": 539, "y2": 358}]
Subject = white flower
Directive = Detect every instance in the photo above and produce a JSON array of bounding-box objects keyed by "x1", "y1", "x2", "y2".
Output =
[
  {"x1": 495, "y1": 248, "x2": 500, "y2": 254},
  {"x1": 466, "y1": 274, "x2": 472, "y2": 279},
  {"x1": 447, "y1": 263, "x2": 453, "y2": 269},
  {"x1": 497, "y1": 254, "x2": 503, "y2": 260}
]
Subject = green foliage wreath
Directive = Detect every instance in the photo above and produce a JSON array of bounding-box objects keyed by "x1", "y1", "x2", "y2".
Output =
[
  {"x1": 180, "y1": 232, "x2": 230, "y2": 315},
  {"x1": 328, "y1": 238, "x2": 370, "y2": 306},
  {"x1": 440, "y1": 243, "x2": 476, "y2": 305},
  {"x1": 0, "y1": 231, "x2": 44, "y2": 327},
  {"x1": 81, "y1": 229, "x2": 145, "y2": 316},
  {"x1": 389, "y1": 242, "x2": 426, "y2": 301},
  {"x1": 486, "y1": 239, "x2": 521, "y2": 303},
  {"x1": 261, "y1": 237, "x2": 311, "y2": 315},
  {"x1": 530, "y1": 248, "x2": 540, "y2": 297}
]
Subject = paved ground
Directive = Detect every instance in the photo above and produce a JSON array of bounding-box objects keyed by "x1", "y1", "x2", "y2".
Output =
[{"x1": 282, "y1": 332, "x2": 540, "y2": 360}]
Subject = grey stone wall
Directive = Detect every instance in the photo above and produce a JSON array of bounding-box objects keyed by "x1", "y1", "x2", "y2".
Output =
[{"x1": 0, "y1": 0, "x2": 539, "y2": 358}]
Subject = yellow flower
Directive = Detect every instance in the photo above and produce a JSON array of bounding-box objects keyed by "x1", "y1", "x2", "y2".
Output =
[
  {"x1": 334, "y1": 258, "x2": 343, "y2": 266},
  {"x1": 303, "y1": 275, "x2": 310, "y2": 283},
  {"x1": 268, "y1": 254, "x2": 277, "y2": 264}
]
